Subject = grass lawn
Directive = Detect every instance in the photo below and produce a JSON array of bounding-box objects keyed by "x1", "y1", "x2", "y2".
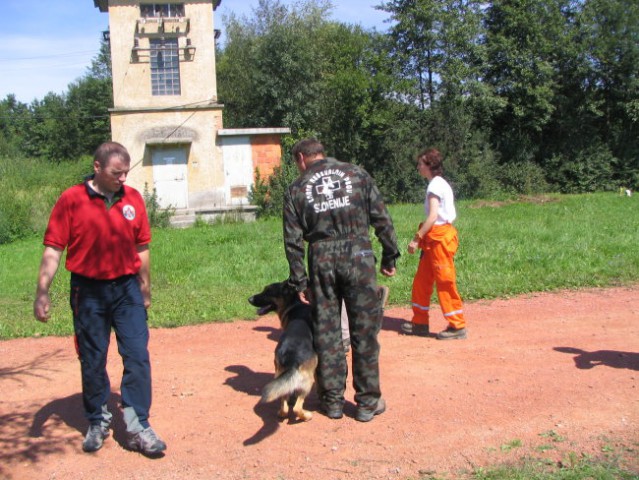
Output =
[{"x1": 1, "y1": 192, "x2": 638, "y2": 339}]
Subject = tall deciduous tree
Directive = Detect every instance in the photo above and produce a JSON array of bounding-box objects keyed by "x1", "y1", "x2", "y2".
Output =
[
  {"x1": 217, "y1": 0, "x2": 407, "y2": 199},
  {"x1": 483, "y1": 0, "x2": 567, "y2": 163},
  {"x1": 25, "y1": 93, "x2": 78, "y2": 160},
  {"x1": 217, "y1": 0, "x2": 329, "y2": 132},
  {"x1": 87, "y1": 37, "x2": 113, "y2": 81},
  {"x1": 579, "y1": 0, "x2": 639, "y2": 184},
  {"x1": 0, "y1": 35, "x2": 112, "y2": 162},
  {"x1": 377, "y1": 0, "x2": 441, "y2": 110},
  {"x1": 0, "y1": 95, "x2": 30, "y2": 157},
  {"x1": 66, "y1": 75, "x2": 113, "y2": 156}
]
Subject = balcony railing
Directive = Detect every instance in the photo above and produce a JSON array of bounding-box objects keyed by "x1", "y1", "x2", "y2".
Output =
[
  {"x1": 136, "y1": 17, "x2": 189, "y2": 35},
  {"x1": 131, "y1": 39, "x2": 196, "y2": 63}
]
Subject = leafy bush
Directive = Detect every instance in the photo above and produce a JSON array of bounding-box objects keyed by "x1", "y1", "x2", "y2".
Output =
[
  {"x1": 143, "y1": 183, "x2": 175, "y2": 228},
  {"x1": 0, "y1": 190, "x2": 33, "y2": 244},
  {"x1": 497, "y1": 160, "x2": 550, "y2": 195},
  {"x1": 249, "y1": 161, "x2": 299, "y2": 219},
  {"x1": 0, "y1": 155, "x2": 91, "y2": 244},
  {"x1": 547, "y1": 144, "x2": 617, "y2": 193},
  {"x1": 450, "y1": 141, "x2": 512, "y2": 200}
]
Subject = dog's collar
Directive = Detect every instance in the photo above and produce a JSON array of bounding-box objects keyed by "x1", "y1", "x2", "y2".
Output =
[
  {"x1": 282, "y1": 302, "x2": 297, "y2": 318},
  {"x1": 280, "y1": 303, "x2": 300, "y2": 321}
]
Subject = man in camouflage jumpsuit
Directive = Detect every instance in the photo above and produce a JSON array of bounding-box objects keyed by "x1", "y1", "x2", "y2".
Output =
[{"x1": 284, "y1": 138, "x2": 400, "y2": 422}]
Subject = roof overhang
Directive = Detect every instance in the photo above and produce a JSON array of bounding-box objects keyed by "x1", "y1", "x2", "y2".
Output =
[
  {"x1": 94, "y1": 0, "x2": 221, "y2": 12},
  {"x1": 93, "y1": 0, "x2": 108, "y2": 12},
  {"x1": 217, "y1": 128, "x2": 291, "y2": 137}
]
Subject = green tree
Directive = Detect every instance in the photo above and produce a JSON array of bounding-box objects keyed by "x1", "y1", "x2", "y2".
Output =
[
  {"x1": 535, "y1": 0, "x2": 639, "y2": 192},
  {"x1": 312, "y1": 25, "x2": 397, "y2": 167},
  {"x1": 217, "y1": 0, "x2": 329, "y2": 131},
  {"x1": 377, "y1": 0, "x2": 442, "y2": 110},
  {"x1": 579, "y1": 0, "x2": 639, "y2": 186},
  {"x1": 483, "y1": 0, "x2": 566, "y2": 163},
  {"x1": 0, "y1": 35, "x2": 112, "y2": 161},
  {"x1": 0, "y1": 95, "x2": 30, "y2": 157},
  {"x1": 218, "y1": 0, "x2": 413, "y2": 201},
  {"x1": 219, "y1": 0, "x2": 639, "y2": 200},
  {"x1": 66, "y1": 75, "x2": 112, "y2": 156},
  {"x1": 87, "y1": 37, "x2": 113, "y2": 81},
  {"x1": 65, "y1": 35, "x2": 113, "y2": 157},
  {"x1": 25, "y1": 93, "x2": 78, "y2": 160},
  {"x1": 376, "y1": 0, "x2": 503, "y2": 199}
]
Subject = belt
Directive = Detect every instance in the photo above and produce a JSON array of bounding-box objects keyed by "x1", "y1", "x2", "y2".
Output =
[
  {"x1": 71, "y1": 273, "x2": 136, "y2": 285},
  {"x1": 307, "y1": 233, "x2": 363, "y2": 244}
]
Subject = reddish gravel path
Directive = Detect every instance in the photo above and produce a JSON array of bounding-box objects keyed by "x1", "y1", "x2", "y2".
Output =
[{"x1": 1, "y1": 286, "x2": 638, "y2": 479}]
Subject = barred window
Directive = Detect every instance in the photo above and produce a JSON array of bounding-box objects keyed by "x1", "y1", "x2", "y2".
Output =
[
  {"x1": 150, "y1": 38, "x2": 181, "y2": 96},
  {"x1": 140, "y1": 3, "x2": 185, "y2": 18}
]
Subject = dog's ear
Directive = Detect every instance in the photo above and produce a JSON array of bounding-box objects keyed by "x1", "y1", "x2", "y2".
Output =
[{"x1": 282, "y1": 282, "x2": 300, "y2": 300}]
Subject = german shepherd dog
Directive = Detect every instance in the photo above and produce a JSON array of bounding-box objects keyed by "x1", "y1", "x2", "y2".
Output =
[{"x1": 248, "y1": 281, "x2": 318, "y2": 422}]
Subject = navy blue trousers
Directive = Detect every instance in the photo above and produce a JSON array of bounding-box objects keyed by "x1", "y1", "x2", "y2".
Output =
[{"x1": 70, "y1": 273, "x2": 152, "y2": 429}]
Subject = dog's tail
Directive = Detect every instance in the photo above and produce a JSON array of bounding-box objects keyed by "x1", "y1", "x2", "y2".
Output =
[{"x1": 261, "y1": 368, "x2": 306, "y2": 403}]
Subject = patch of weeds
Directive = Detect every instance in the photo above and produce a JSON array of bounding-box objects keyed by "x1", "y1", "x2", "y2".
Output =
[
  {"x1": 471, "y1": 449, "x2": 639, "y2": 479},
  {"x1": 539, "y1": 430, "x2": 565, "y2": 443},
  {"x1": 143, "y1": 183, "x2": 175, "y2": 228},
  {"x1": 536, "y1": 444, "x2": 556, "y2": 453},
  {"x1": 500, "y1": 439, "x2": 522, "y2": 452},
  {"x1": 193, "y1": 215, "x2": 210, "y2": 228},
  {"x1": 417, "y1": 469, "x2": 440, "y2": 479}
]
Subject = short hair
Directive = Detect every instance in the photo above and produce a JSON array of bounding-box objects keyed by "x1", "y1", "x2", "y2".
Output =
[
  {"x1": 291, "y1": 138, "x2": 325, "y2": 161},
  {"x1": 94, "y1": 141, "x2": 131, "y2": 168},
  {"x1": 417, "y1": 148, "x2": 444, "y2": 177}
]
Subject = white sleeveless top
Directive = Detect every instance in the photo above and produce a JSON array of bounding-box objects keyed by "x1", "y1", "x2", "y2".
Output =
[{"x1": 424, "y1": 176, "x2": 456, "y2": 224}]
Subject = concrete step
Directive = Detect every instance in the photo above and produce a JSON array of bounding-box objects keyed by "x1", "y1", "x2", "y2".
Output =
[{"x1": 168, "y1": 206, "x2": 258, "y2": 227}]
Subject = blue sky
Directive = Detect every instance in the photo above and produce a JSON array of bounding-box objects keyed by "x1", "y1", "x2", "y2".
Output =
[{"x1": 0, "y1": 1, "x2": 391, "y2": 104}]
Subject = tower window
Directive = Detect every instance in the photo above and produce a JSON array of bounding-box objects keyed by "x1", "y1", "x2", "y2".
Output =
[
  {"x1": 150, "y1": 38, "x2": 181, "y2": 95},
  {"x1": 140, "y1": 3, "x2": 185, "y2": 18}
]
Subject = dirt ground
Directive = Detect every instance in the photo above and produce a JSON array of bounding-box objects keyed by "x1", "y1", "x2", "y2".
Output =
[{"x1": 2, "y1": 286, "x2": 638, "y2": 480}]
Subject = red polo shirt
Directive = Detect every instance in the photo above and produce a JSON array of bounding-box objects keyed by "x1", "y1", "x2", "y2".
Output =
[{"x1": 44, "y1": 180, "x2": 151, "y2": 280}]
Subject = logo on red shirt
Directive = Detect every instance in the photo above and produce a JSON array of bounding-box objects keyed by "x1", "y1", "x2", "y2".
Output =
[{"x1": 122, "y1": 205, "x2": 136, "y2": 221}]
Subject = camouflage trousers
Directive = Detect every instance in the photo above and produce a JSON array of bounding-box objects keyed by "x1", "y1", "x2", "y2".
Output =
[{"x1": 308, "y1": 237, "x2": 383, "y2": 410}]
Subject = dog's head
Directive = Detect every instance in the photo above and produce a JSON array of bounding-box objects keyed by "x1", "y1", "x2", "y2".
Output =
[{"x1": 248, "y1": 281, "x2": 300, "y2": 318}]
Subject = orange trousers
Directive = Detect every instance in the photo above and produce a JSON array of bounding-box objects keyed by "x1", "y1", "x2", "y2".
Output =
[{"x1": 411, "y1": 224, "x2": 465, "y2": 329}]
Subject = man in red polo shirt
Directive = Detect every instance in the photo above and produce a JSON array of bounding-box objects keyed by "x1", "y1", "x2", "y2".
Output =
[{"x1": 34, "y1": 141, "x2": 166, "y2": 456}]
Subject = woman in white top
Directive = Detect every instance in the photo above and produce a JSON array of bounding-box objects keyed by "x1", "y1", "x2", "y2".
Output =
[{"x1": 402, "y1": 148, "x2": 467, "y2": 340}]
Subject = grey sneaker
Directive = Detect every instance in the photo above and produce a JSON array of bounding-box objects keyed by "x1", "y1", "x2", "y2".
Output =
[
  {"x1": 127, "y1": 427, "x2": 167, "y2": 456},
  {"x1": 400, "y1": 321, "x2": 429, "y2": 337},
  {"x1": 82, "y1": 424, "x2": 110, "y2": 452},
  {"x1": 355, "y1": 397, "x2": 386, "y2": 422},
  {"x1": 436, "y1": 326, "x2": 467, "y2": 340},
  {"x1": 319, "y1": 403, "x2": 344, "y2": 420}
]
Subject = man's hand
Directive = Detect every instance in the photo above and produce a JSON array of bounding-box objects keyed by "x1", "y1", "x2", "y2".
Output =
[
  {"x1": 381, "y1": 267, "x2": 396, "y2": 277},
  {"x1": 34, "y1": 246, "x2": 63, "y2": 323},
  {"x1": 298, "y1": 290, "x2": 311, "y2": 305},
  {"x1": 140, "y1": 283, "x2": 152, "y2": 309},
  {"x1": 34, "y1": 291, "x2": 51, "y2": 323}
]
